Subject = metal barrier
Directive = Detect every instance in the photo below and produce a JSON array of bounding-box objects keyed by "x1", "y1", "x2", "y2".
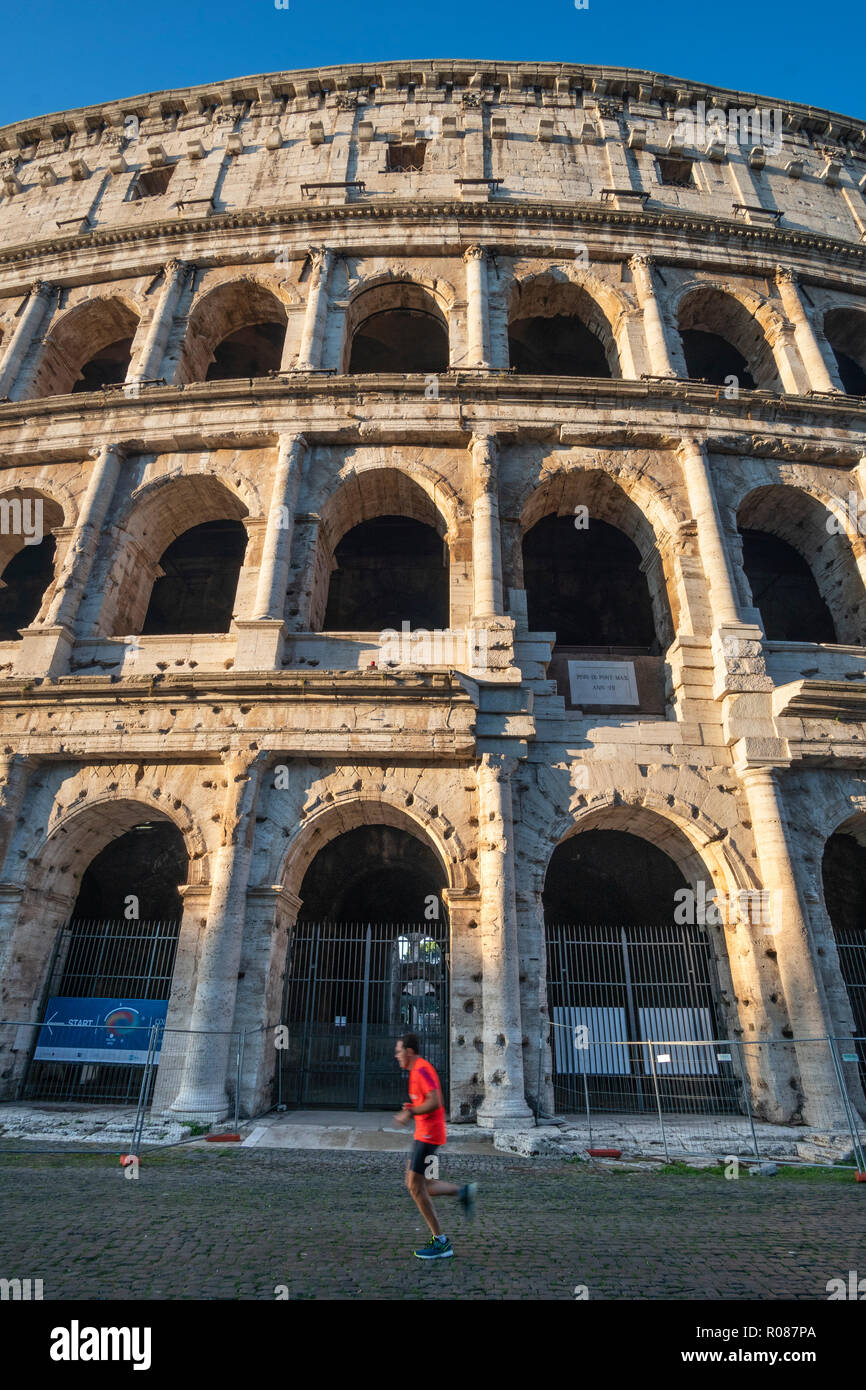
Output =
[
  {"x1": 0, "y1": 1018, "x2": 279, "y2": 1157},
  {"x1": 540, "y1": 1021, "x2": 866, "y2": 1169}
]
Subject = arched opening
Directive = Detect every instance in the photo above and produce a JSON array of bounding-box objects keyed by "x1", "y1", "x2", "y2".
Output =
[
  {"x1": 323, "y1": 516, "x2": 449, "y2": 631},
  {"x1": 141, "y1": 519, "x2": 248, "y2": 635},
  {"x1": 23, "y1": 819, "x2": 188, "y2": 1104},
  {"x1": 25, "y1": 298, "x2": 139, "y2": 399},
  {"x1": 821, "y1": 830, "x2": 866, "y2": 1097},
  {"x1": 73, "y1": 338, "x2": 134, "y2": 392},
  {"x1": 739, "y1": 529, "x2": 836, "y2": 642},
  {"x1": 736, "y1": 486, "x2": 862, "y2": 645},
  {"x1": 346, "y1": 282, "x2": 449, "y2": 373},
  {"x1": 0, "y1": 536, "x2": 57, "y2": 639},
  {"x1": 0, "y1": 491, "x2": 64, "y2": 639},
  {"x1": 824, "y1": 307, "x2": 866, "y2": 396},
  {"x1": 544, "y1": 827, "x2": 733, "y2": 1114},
  {"x1": 205, "y1": 321, "x2": 285, "y2": 381},
  {"x1": 677, "y1": 288, "x2": 780, "y2": 391},
  {"x1": 523, "y1": 515, "x2": 656, "y2": 646},
  {"x1": 176, "y1": 280, "x2": 288, "y2": 385},
  {"x1": 508, "y1": 276, "x2": 619, "y2": 377},
  {"x1": 281, "y1": 823, "x2": 449, "y2": 1109}
]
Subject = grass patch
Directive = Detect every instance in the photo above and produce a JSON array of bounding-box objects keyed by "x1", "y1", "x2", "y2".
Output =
[{"x1": 656, "y1": 1160, "x2": 857, "y2": 1182}]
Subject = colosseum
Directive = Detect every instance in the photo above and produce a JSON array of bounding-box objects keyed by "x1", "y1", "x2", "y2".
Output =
[{"x1": 0, "y1": 59, "x2": 864, "y2": 1136}]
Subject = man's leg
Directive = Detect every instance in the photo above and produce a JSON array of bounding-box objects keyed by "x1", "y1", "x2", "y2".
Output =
[
  {"x1": 427, "y1": 1178, "x2": 459, "y2": 1197},
  {"x1": 407, "y1": 1170, "x2": 441, "y2": 1237}
]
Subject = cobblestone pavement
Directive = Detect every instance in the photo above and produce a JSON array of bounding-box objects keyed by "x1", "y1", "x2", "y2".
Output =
[{"x1": 0, "y1": 1146, "x2": 861, "y2": 1300}]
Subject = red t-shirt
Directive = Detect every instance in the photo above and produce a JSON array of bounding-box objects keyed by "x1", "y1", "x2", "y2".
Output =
[{"x1": 408, "y1": 1056, "x2": 447, "y2": 1145}]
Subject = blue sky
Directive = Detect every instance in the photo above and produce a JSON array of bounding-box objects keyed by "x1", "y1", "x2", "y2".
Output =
[{"x1": 0, "y1": 0, "x2": 862, "y2": 128}]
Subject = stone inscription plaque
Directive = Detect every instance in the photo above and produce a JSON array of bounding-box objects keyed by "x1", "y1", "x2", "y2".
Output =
[{"x1": 567, "y1": 661, "x2": 639, "y2": 707}]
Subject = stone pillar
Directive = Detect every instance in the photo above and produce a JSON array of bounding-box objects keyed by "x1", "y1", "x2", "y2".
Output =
[
  {"x1": 0, "y1": 755, "x2": 32, "y2": 872},
  {"x1": 471, "y1": 433, "x2": 504, "y2": 620},
  {"x1": 133, "y1": 259, "x2": 192, "y2": 383},
  {"x1": 253, "y1": 434, "x2": 308, "y2": 620},
  {"x1": 739, "y1": 765, "x2": 849, "y2": 1128},
  {"x1": 16, "y1": 443, "x2": 125, "y2": 677},
  {"x1": 678, "y1": 436, "x2": 742, "y2": 629},
  {"x1": 295, "y1": 247, "x2": 334, "y2": 370},
  {"x1": 775, "y1": 267, "x2": 840, "y2": 394},
  {"x1": 0, "y1": 281, "x2": 56, "y2": 399},
  {"x1": 463, "y1": 245, "x2": 491, "y2": 369},
  {"x1": 475, "y1": 754, "x2": 533, "y2": 1128},
  {"x1": 235, "y1": 435, "x2": 309, "y2": 669},
  {"x1": 169, "y1": 752, "x2": 266, "y2": 1121},
  {"x1": 629, "y1": 254, "x2": 676, "y2": 377}
]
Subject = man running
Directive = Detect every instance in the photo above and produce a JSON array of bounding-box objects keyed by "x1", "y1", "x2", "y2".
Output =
[{"x1": 393, "y1": 1033, "x2": 477, "y2": 1260}]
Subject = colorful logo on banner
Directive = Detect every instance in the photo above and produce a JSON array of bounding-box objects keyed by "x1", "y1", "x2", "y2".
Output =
[{"x1": 34, "y1": 997, "x2": 168, "y2": 1065}]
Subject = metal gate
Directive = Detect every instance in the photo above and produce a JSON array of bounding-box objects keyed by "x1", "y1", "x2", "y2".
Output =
[
  {"x1": 278, "y1": 920, "x2": 449, "y2": 1110},
  {"x1": 835, "y1": 925, "x2": 866, "y2": 1091},
  {"x1": 22, "y1": 918, "x2": 181, "y2": 1104},
  {"x1": 545, "y1": 922, "x2": 739, "y2": 1114}
]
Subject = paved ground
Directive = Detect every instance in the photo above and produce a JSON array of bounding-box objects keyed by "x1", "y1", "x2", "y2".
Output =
[{"x1": 0, "y1": 1145, "x2": 861, "y2": 1300}]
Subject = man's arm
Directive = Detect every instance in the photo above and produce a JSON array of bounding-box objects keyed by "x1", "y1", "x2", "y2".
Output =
[{"x1": 407, "y1": 1087, "x2": 442, "y2": 1115}]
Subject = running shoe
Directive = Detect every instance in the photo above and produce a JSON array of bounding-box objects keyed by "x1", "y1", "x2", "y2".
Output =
[
  {"x1": 414, "y1": 1234, "x2": 454, "y2": 1260},
  {"x1": 458, "y1": 1182, "x2": 478, "y2": 1217}
]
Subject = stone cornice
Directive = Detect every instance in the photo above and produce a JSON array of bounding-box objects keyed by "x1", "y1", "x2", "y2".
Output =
[
  {"x1": 1, "y1": 61, "x2": 864, "y2": 149},
  {"x1": 1, "y1": 198, "x2": 866, "y2": 284},
  {"x1": 0, "y1": 669, "x2": 477, "y2": 704},
  {"x1": 774, "y1": 679, "x2": 866, "y2": 722}
]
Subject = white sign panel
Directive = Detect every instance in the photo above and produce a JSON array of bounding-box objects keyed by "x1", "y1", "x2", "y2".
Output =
[{"x1": 567, "y1": 661, "x2": 639, "y2": 706}]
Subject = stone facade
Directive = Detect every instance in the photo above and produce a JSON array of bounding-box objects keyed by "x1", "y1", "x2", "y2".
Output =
[{"x1": 0, "y1": 60, "x2": 865, "y2": 1129}]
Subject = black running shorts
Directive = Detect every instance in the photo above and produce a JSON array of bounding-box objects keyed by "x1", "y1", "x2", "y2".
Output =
[{"x1": 409, "y1": 1140, "x2": 439, "y2": 1176}]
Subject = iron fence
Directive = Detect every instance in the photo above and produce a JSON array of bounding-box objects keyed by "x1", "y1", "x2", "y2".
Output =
[
  {"x1": 539, "y1": 1020, "x2": 866, "y2": 1169},
  {"x1": 834, "y1": 926, "x2": 866, "y2": 1092}
]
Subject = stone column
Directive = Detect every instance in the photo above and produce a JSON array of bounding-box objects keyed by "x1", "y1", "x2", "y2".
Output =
[
  {"x1": 295, "y1": 247, "x2": 334, "y2": 370},
  {"x1": 775, "y1": 267, "x2": 840, "y2": 394},
  {"x1": 132, "y1": 259, "x2": 192, "y2": 383},
  {"x1": 739, "y1": 765, "x2": 849, "y2": 1129},
  {"x1": 471, "y1": 433, "x2": 504, "y2": 620},
  {"x1": 475, "y1": 753, "x2": 533, "y2": 1128},
  {"x1": 169, "y1": 752, "x2": 266, "y2": 1121},
  {"x1": 0, "y1": 281, "x2": 56, "y2": 399},
  {"x1": 629, "y1": 254, "x2": 676, "y2": 377},
  {"x1": 678, "y1": 436, "x2": 742, "y2": 629},
  {"x1": 16, "y1": 443, "x2": 125, "y2": 677},
  {"x1": 463, "y1": 245, "x2": 491, "y2": 369},
  {"x1": 253, "y1": 434, "x2": 308, "y2": 620},
  {"x1": 236, "y1": 435, "x2": 309, "y2": 669},
  {"x1": 0, "y1": 755, "x2": 32, "y2": 872}
]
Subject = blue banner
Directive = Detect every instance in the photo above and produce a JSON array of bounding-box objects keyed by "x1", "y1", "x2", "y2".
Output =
[{"x1": 34, "y1": 997, "x2": 168, "y2": 1065}]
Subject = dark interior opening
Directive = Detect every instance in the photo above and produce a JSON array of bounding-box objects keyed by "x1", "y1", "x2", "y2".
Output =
[
  {"x1": 298, "y1": 824, "x2": 444, "y2": 922},
  {"x1": 523, "y1": 515, "x2": 656, "y2": 647},
  {"x1": 205, "y1": 321, "x2": 286, "y2": 380},
  {"x1": 680, "y1": 329, "x2": 756, "y2": 388},
  {"x1": 348, "y1": 310, "x2": 449, "y2": 373},
  {"x1": 834, "y1": 351, "x2": 866, "y2": 396},
  {"x1": 544, "y1": 829, "x2": 687, "y2": 924},
  {"x1": 508, "y1": 314, "x2": 612, "y2": 376},
  {"x1": 73, "y1": 821, "x2": 188, "y2": 922},
  {"x1": 821, "y1": 832, "x2": 866, "y2": 1090},
  {"x1": 142, "y1": 519, "x2": 247, "y2": 635},
  {"x1": 323, "y1": 516, "x2": 449, "y2": 630},
  {"x1": 0, "y1": 535, "x2": 56, "y2": 639},
  {"x1": 73, "y1": 338, "x2": 134, "y2": 393},
  {"x1": 657, "y1": 157, "x2": 694, "y2": 187},
  {"x1": 739, "y1": 527, "x2": 836, "y2": 643}
]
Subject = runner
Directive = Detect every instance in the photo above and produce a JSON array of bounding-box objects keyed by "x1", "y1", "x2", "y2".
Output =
[{"x1": 393, "y1": 1032, "x2": 478, "y2": 1260}]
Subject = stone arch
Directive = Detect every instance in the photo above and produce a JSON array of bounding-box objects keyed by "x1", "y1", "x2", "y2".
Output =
[
  {"x1": 735, "y1": 483, "x2": 865, "y2": 645},
  {"x1": 24, "y1": 294, "x2": 140, "y2": 399},
  {"x1": 175, "y1": 276, "x2": 291, "y2": 385},
  {"x1": 518, "y1": 465, "x2": 680, "y2": 649},
  {"x1": 98, "y1": 472, "x2": 251, "y2": 637},
  {"x1": 341, "y1": 271, "x2": 454, "y2": 373},
  {"x1": 310, "y1": 464, "x2": 457, "y2": 631},
  {"x1": 507, "y1": 267, "x2": 631, "y2": 377},
  {"x1": 0, "y1": 487, "x2": 65, "y2": 638},
  {"x1": 823, "y1": 305, "x2": 866, "y2": 395},
  {"x1": 278, "y1": 792, "x2": 471, "y2": 904},
  {"x1": 673, "y1": 281, "x2": 785, "y2": 391}
]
